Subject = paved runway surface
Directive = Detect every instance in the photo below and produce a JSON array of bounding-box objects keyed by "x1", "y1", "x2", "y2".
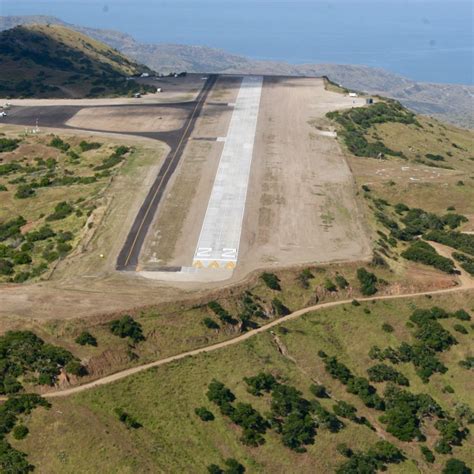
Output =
[
  {"x1": 116, "y1": 74, "x2": 218, "y2": 270},
  {"x1": 193, "y1": 76, "x2": 263, "y2": 269}
]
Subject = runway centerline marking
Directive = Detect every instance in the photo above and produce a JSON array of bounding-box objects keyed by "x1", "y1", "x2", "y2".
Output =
[{"x1": 192, "y1": 76, "x2": 263, "y2": 269}]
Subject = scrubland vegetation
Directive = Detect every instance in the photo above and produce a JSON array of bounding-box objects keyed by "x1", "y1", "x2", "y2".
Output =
[
  {"x1": 0, "y1": 132, "x2": 132, "y2": 282},
  {"x1": 10, "y1": 293, "x2": 471, "y2": 472}
]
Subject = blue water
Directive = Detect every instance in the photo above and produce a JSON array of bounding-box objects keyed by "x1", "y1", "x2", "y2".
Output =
[{"x1": 1, "y1": 0, "x2": 473, "y2": 84}]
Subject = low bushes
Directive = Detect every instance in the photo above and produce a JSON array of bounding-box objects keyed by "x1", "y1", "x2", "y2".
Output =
[
  {"x1": 109, "y1": 315, "x2": 145, "y2": 343},
  {"x1": 424, "y1": 230, "x2": 474, "y2": 256},
  {"x1": 261, "y1": 272, "x2": 281, "y2": 291},
  {"x1": 79, "y1": 140, "x2": 101, "y2": 152},
  {"x1": 326, "y1": 101, "x2": 417, "y2": 159},
  {"x1": 0, "y1": 138, "x2": 20, "y2": 153},
  {"x1": 356, "y1": 268, "x2": 378, "y2": 296},
  {"x1": 75, "y1": 331, "x2": 97, "y2": 346},
  {"x1": 401, "y1": 241, "x2": 455, "y2": 273}
]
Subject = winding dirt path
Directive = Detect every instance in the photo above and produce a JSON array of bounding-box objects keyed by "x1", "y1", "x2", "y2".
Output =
[{"x1": 44, "y1": 282, "x2": 472, "y2": 399}]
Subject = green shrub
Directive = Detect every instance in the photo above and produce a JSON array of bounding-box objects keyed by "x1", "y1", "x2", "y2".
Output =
[
  {"x1": 420, "y1": 445, "x2": 435, "y2": 463},
  {"x1": 335, "y1": 274, "x2": 349, "y2": 289},
  {"x1": 243, "y1": 373, "x2": 276, "y2": 397},
  {"x1": 12, "y1": 252, "x2": 31, "y2": 265},
  {"x1": 367, "y1": 364, "x2": 409, "y2": 386},
  {"x1": 453, "y1": 324, "x2": 468, "y2": 335},
  {"x1": 46, "y1": 201, "x2": 74, "y2": 221},
  {"x1": 206, "y1": 380, "x2": 235, "y2": 407},
  {"x1": 394, "y1": 203, "x2": 409, "y2": 214},
  {"x1": 324, "y1": 278, "x2": 337, "y2": 292},
  {"x1": 442, "y1": 213, "x2": 468, "y2": 230},
  {"x1": 402, "y1": 241, "x2": 455, "y2": 273},
  {"x1": 272, "y1": 298, "x2": 289, "y2": 316},
  {"x1": 79, "y1": 141, "x2": 101, "y2": 152},
  {"x1": 424, "y1": 230, "x2": 474, "y2": 256},
  {"x1": 333, "y1": 400, "x2": 357, "y2": 420},
  {"x1": 261, "y1": 272, "x2": 281, "y2": 290},
  {"x1": 15, "y1": 184, "x2": 35, "y2": 199},
  {"x1": 49, "y1": 136, "x2": 70, "y2": 152},
  {"x1": 26, "y1": 225, "x2": 55, "y2": 242},
  {"x1": 452, "y1": 253, "x2": 474, "y2": 276},
  {"x1": 208, "y1": 301, "x2": 235, "y2": 325},
  {"x1": 0, "y1": 258, "x2": 14, "y2": 276},
  {"x1": 326, "y1": 101, "x2": 416, "y2": 158},
  {"x1": 195, "y1": 407, "x2": 214, "y2": 421},
  {"x1": 356, "y1": 268, "x2": 378, "y2": 296},
  {"x1": 297, "y1": 268, "x2": 313, "y2": 288},
  {"x1": 75, "y1": 331, "x2": 97, "y2": 346},
  {"x1": 453, "y1": 309, "x2": 471, "y2": 321},
  {"x1": 12, "y1": 425, "x2": 29, "y2": 440},
  {"x1": 202, "y1": 317, "x2": 219, "y2": 329},
  {"x1": 382, "y1": 323, "x2": 394, "y2": 333},
  {"x1": 425, "y1": 153, "x2": 445, "y2": 161},
  {"x1": 114, "y1": 408, "x2": 141, "y2": 429},
  {"x1": 0, "y1": 138, "x2": 21, "y2": 153},
  {"x1": 109, "y1": 315, "x2": 145, "y2": 343},
  {"x1": 309, "y1": 384, "x2": 328, "y2": 398},
  {"x1": 442, "y1": 459, "x2": 471, "y2": 474}
]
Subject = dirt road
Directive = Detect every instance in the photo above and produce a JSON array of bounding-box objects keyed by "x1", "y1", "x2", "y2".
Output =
[{"x1": 43, "y1": 281, "x2": 473, "y2": 399}]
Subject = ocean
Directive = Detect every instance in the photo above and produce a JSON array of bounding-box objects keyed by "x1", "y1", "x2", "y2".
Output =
[{"x1": 1, "y1": 0, "x2": 473, "y2": 84}]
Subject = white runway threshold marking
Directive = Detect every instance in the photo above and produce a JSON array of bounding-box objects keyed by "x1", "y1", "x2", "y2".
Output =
[{"x1": 193, "y1": 76, "x2": 263, "y2": 269}]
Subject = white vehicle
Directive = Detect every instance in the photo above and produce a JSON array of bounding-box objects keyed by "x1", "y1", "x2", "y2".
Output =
[{"x1": 0, "y1": 111, "x2": 7, "y2": 117}]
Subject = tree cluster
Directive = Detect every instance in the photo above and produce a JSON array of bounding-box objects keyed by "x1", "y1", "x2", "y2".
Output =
[
  {"x1": 367, "y1": 363, "x2": 409, "y2": 386},
  {"x1": 0, "y1": 330, "x2": 86, "y2": 393},
  {"x1": 336, "y1": 440, "x2": 404, "y2": 474},
  {"x1": 424, "y1": 230, "x2": 474, "y2": 256},
  {"x1": 321, "y1": 354, "x2": 385, "y2": 410},
  {"x1": 0, "y1": 394, "x2": 50, "y2": 473},
  {"x1": 401, "y1": 241, "x2": 455, "y2": 274}
]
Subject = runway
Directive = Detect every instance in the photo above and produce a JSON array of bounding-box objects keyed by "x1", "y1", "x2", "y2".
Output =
[
  {"x1": 192, "y1": 76, "x2": 263, "y2": 269},
  {"x1": 116, "y1": 74, "x2": 217, "y2": 270}
]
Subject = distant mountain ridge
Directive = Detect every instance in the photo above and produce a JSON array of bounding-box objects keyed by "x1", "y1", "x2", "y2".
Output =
[{"x1": 1, "y1": 15, "x2": 472, "y2": 127}]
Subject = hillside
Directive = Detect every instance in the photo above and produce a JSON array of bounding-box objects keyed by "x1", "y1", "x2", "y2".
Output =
[
  {"x1": 0, "y1": 15, "x2": 472, "y2": 127},
  {"x1": 0, "y1": 24, "x2": 153, "y2": 98},
  {"x1": 5, "y1": 293, "x2": 474, "y2": 473}
]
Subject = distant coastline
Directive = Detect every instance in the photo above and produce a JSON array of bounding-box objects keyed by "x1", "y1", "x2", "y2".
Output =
[{"x1": 1, "y1": 14, "x2": 473, "y2": 128}]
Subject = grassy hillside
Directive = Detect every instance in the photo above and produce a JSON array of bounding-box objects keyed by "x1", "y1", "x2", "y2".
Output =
[
  {"x1": 326, "y1": 100, "x2": 474, "y2": 219},
  {"x1": 0, "y1": 24, "x2": 154, "y2": 98},
  {"x1": 323, "y1": 99, "x2": 474, "y2": 280},
  {"x1": 10, "y1": 292, "x2": 474, "y2": 473},
  {"x1": 0, "y1": 130, "x2": 139, "y2": 283}
]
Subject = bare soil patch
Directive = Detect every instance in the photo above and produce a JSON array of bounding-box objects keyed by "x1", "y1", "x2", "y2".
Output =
[
  {"x1": 237, "y1": 77, "x2": 371, "y2": 276},
  {"x1": 66, "y1": 106, "x2": 187, "y2": 133}
]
